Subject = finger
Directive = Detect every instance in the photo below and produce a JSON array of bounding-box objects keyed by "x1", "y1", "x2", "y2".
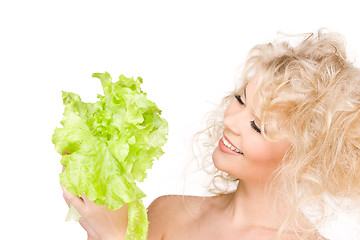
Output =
[
  {"x1": 60, "y1": 185, "x2": 70, "y2": 206},
  {"x1": 80, "y1": 193, "x2": 101, "y2": 208},
  {"x1": 81, "y1": 192, "x2": 91, "y2": 204},
  {"x1": 61, "y1": 185, "x2": 85, "y2": 214}
]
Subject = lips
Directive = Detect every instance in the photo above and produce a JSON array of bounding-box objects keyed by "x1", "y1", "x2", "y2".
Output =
[{"x1": 218, "y1": 134, "x2": 243, "y2": 155}]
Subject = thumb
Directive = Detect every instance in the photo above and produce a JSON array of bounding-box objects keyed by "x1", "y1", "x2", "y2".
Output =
[{"x1": 61, "y1": 185, "x2": 85, "y2": 215}]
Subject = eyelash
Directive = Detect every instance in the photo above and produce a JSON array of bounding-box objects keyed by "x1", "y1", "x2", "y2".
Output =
[
  {"x1": 251, "y1": 121, "x2": 261, "y2": 134},
  {"x1": 234, "y1": 94, "x2": 261, "y2": 134},
  {"x1": 235, "y1": 94, "x2": 244, "y2": 105}
]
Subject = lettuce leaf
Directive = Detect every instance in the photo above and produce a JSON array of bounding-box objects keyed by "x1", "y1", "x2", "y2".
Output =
[{"x1": 52, "y1": 72, "x2": 168, "y2": 239}]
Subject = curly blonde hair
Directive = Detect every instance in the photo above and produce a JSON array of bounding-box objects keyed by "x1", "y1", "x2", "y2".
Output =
[{"x1": 196, "y1": 29, "x2": 360, "y2": 239}]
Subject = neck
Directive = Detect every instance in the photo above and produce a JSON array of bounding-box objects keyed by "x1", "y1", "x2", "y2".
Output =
[{"x1": 224, "y1": 179, "x2": 284, "y2": 230}]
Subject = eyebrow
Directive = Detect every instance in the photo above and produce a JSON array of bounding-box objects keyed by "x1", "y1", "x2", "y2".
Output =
[{"x1": 244, "y1": 86, "x2": 247, "y2": 99}]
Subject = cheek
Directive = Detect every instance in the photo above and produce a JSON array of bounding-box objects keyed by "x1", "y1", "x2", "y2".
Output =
[
  {"x1": 243, "y1": 139, "x2": 287, "y2": 168},
  {"x1": 239, "y1": 138, "x2": 286, "y2": 177},
  {"x1": 244, "y1": 142, "x2": 274, "y2": 163}
]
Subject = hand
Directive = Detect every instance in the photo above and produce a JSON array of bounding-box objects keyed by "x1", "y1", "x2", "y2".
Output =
[
  {"x1": 60, "y1": 155, "x2": 127, "y2": 240},
  {"x1": 61, "y1": 185, "x2": 128, "y2": 240}
]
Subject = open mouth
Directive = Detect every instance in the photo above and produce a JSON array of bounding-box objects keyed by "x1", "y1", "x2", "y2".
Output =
[{"x1": 221, "y1": 135, "x2": 243, "y2": 154}]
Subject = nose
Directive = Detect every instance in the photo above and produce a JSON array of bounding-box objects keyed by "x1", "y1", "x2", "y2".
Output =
[{"x1": 223, "y1": 100, "x2": 248, "y2": 135}]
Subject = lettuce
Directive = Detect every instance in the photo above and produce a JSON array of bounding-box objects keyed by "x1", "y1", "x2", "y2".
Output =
[{"x1": 52, "y1": 72, "x2": 168, "y2": 240}]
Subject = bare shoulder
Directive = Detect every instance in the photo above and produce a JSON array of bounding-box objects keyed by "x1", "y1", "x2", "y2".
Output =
[
  {"x1": 146, "y1": 194, "x2": 215, "y2": 240},
  {"x1": 147, "y1": 194, "x2": 206, "y2": 216},
  {"x1": 145, "y1": 194, "x2": 328, "y2": 240}
]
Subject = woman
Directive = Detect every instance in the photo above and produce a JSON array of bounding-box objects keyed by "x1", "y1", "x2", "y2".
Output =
[{"x1": 62, "y1": 30, "x2": 360, "y2": 240}]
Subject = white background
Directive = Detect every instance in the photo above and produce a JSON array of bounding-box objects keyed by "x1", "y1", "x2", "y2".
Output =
[{"x1": 1, "y1": 0, "x2": 360, "y2": 239}]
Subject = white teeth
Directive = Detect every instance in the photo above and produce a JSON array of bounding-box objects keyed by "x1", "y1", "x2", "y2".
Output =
[{"x1": 222, "y1": 136, "x2": 242, "y2": 154}]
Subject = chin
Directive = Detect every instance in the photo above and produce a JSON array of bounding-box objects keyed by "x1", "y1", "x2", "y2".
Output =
[
  {"x1": 212, "y1": 147, "x2": 231, "y2": 173},
  {"x1": 212, "y1": 147, "x2": 252, "y2": 181}
]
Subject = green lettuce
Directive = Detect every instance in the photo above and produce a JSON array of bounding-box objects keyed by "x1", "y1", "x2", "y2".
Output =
[{"x1": 52, "y1": 72, "x2": 168, "y2": 240}]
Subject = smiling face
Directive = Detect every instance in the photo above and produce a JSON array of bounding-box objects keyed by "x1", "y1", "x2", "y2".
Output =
[{"x1": 212, "y1": 78, "x2": 289, "y2": 183}]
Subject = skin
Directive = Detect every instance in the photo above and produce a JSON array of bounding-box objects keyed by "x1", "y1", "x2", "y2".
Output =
[{"x1": 61, "y1": 78, "x2": 325, "y2": 240}]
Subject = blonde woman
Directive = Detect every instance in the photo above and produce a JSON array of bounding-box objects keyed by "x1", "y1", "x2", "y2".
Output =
[{"x1": 62, "y1": 30, "x2": 360, "y2": 240}]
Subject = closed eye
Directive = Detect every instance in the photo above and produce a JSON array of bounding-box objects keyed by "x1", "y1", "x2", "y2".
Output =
[
  {"x1": 250, "y1": 121, "x2": 261, "y2": 134},
  {"x1": 235, "y1": 93, "x2": 261, "y2": 134},
  {"x1": 235, "y1": 94, "x2": 244, "y2": 105}
]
